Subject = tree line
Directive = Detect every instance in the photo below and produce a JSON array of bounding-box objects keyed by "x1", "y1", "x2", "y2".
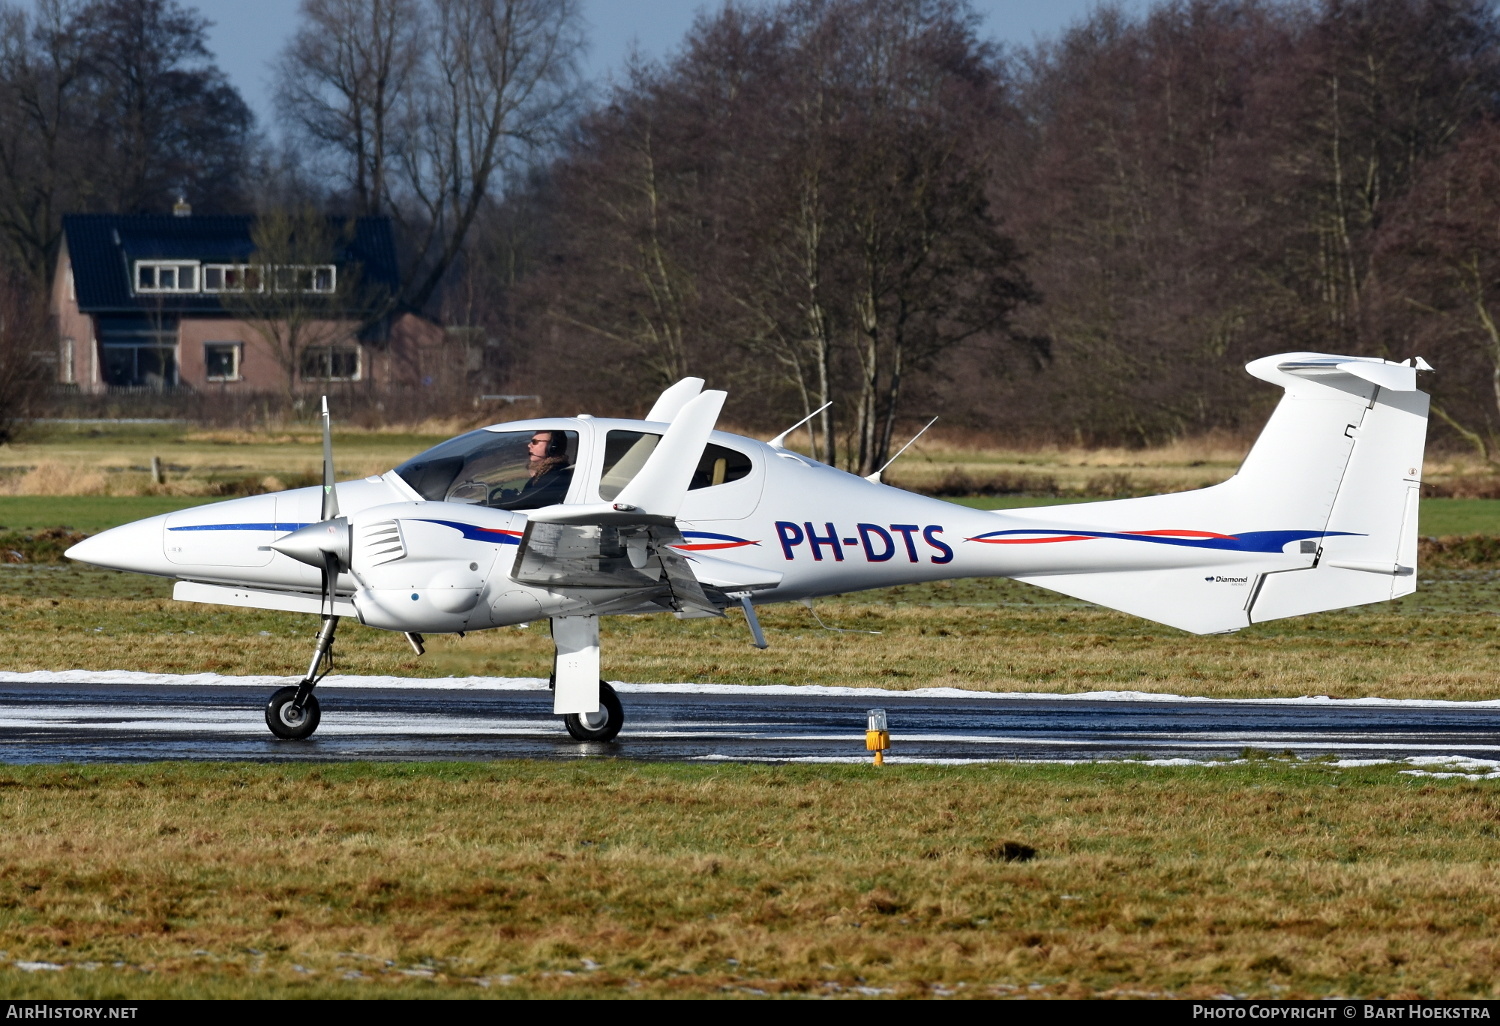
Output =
[
  {"x1": 510, "y1": 0, "x2": 1500, "y2": 470},
  {"x1": 4, "y1": 0, "x2": 1500, "y2": 469}
]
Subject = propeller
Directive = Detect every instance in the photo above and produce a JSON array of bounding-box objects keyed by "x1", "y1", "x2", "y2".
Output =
[
  {"x1": 320, "y1": 395, "x2": 339, "y2": 521},
  {"x1": 272, "y1": 395, "x2": 351, "y2": 616}
]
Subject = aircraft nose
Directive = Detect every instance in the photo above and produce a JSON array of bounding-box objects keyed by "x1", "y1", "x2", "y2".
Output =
[{"x1": 65, "y1": 516, "x2": 171, "y2": 575}]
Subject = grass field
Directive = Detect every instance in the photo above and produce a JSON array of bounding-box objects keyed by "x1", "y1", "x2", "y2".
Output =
[
  {"x1": 0, "y1": 564, "x2": 1493, "y2": 701},
  {"x1": 1, "y1": 761, "x2": 1498, "y2": 999},
  {"x1": 2, "y1": 425, "x2": 1499, "y2": 1001},
  {"x1": 2, "y1": 418, "x2": 1497, "y2": 502}
]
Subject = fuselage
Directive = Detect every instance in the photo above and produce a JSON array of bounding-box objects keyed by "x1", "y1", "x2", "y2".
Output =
[{"x1": 65, "y1": 416, "x2": 1314, "y2": 634}]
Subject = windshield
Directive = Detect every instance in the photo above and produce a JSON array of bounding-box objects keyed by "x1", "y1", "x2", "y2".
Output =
[{"x1": 395, "y1": 428, "x2": 579, "y2": 510}]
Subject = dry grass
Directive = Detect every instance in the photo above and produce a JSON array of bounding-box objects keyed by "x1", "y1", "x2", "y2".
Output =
[
  {"x1": 0, "y1": 761, "x2": 1498, "y2": 998},
  {"x1": 0, "y1": 570, "x2": 1494, "y2": 701},
  {"x1": 3, "y1": 420, "x2": 1498, "y2": 500},
  {"x1": 0, "y1": 424, "x2": 436, "y2": 498},
  {"x1": 1, "y1": 461, "x2": 110, "y2": 496}
]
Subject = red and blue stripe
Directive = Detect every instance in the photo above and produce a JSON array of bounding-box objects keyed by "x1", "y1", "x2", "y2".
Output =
[{"x1": 965, "y1": 528, "x2": 1359, "y2": 553}]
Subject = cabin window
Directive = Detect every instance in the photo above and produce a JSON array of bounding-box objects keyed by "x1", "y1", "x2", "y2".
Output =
[
  {"x1": 598, "y1": 431, "x2": 661, "y2": 500},
  {"x1": 395, "y1": 429, "x2": 579, "y2": 510},
  {"x1": 135, "y1": 261, "x2": 199, "y2": 294},
  {"x1": 204, "y1": 342, "x2": 241, "y2": 382},
  {"x1": 300, "y1": 346, "x2": 360, "y2": 381},
  {"x1": 691, "y1": 443, "x2": 753, "y2": 490},
  {"x1": 599, "y1": 432, "x2": 753, "y2": 500}
]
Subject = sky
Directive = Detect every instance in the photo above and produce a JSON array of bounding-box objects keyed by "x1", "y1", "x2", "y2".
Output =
[{"x1": 196, "y1": 0, "x2": 1151, "y2": 131}]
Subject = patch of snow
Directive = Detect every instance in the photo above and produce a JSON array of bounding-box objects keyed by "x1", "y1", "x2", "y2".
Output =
[{"x1": 3, "y1": 669, "x2": 1498, "y2": 710}]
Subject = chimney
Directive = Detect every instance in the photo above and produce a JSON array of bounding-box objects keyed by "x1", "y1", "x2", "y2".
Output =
[{"x1": 172, "y1": 195, "x2": 191, "y2": 217}]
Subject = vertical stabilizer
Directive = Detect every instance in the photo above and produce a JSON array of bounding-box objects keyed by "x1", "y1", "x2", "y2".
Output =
[{"x1": 1004, "y1": 353, "x2": 1430, "y2": 633}]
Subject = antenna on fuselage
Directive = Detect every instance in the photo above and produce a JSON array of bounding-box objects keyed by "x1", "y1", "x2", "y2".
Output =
[
  {"x1": 768, "y1": 402, "x2": 832, "y2": 450},
  {"x1": 864, "y1": 416, "x2": 938, "y2": 484}
]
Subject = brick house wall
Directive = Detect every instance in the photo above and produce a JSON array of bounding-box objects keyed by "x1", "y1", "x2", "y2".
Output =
[{"x1": 50, "y1": 212, "x2": 447, "y2": 395}]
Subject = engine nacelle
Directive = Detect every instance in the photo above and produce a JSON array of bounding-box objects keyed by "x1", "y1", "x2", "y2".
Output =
[
  {"x1": 342, "y1": 501, "x2": 523, "y2": 633},
  {"x1": 354, "y1": 586, "x2": 484, "y2": 633}
]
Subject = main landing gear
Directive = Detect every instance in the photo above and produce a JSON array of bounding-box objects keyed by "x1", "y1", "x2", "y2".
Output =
[
  {"x1": 265, "y1": 615, "x2": 338, "y2": 740},
  {"x1": 261, "y1": 613, "x2": 628, "y2": 744}
]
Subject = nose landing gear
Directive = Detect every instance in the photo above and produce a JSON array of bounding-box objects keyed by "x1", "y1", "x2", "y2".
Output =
[{"x1": 265, "y1": 615, "x2": 338, "y2": 740}]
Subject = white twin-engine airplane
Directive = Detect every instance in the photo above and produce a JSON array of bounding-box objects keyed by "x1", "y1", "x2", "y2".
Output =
[{"x1": 65, "y1": 351, "x2": 1431, "y2": 743}]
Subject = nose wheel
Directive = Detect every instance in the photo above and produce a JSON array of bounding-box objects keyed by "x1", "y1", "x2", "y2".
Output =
[
  {"x1": 266, "y1": 686, "x2": 322, "y2": 740},
  {"x1": 563, "y1": 680, "x2": 624, "y2": 742},
  {"x1": 263, "y1": 614, "x2": 338, "y2": 740}
]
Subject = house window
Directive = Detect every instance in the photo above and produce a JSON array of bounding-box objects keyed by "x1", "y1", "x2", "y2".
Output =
[
  {"x1": 204, "y1": 342, "x2": 242, "y2": 382},
  {"x1": 273, "y1": 265, "x2": 337, "y2": 294},
  {"x1": 60, "y1": 338, "x2": 74, "y2": 384},
  {"x1": 301, "y1": 346, "x2": 360, "y2": 381},
  {"x1": 202, "y1": 265, "x2": 262, "y2": 293},
  {"x1": 97, "y1": 316, "x2": 178, "y2": 389},
  {"x1": 135, "y1": 261, "x2": 199, "y2": 294}
]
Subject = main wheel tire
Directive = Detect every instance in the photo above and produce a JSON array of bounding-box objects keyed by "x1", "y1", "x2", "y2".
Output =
[
  {"x1": 265, "y1": 685, "x2": 321, "y2": 740},
  {"x1": 563, "y1": 680, "x2": 624, "y2": 743}
]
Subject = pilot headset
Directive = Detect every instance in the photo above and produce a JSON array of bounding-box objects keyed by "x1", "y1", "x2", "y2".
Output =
[{"x1": 542, "y1": 432, "x2": 565, "y2": 458}]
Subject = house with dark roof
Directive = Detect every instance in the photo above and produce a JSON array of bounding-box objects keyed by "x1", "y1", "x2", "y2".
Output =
[{"x1": 50, "y1": 208, "x2": 444, "y2": 393}]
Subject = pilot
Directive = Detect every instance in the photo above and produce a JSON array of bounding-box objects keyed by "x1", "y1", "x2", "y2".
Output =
[{"x1": 516, "y1": 430, "x2": 573, "y2": 506}]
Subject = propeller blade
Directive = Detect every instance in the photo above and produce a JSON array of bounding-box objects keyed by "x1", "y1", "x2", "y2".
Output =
[{"x1": 320, "y1": 395, "x2": 339, "y2": 522}]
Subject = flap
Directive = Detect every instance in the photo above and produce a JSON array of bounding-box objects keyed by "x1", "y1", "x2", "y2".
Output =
[{"x1": 509, "y1": 521, "x2": 724, "y2": 616}]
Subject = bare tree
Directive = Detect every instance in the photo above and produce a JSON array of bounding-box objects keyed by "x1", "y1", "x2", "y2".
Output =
[
  {"x1": 0, "y1": 0, "x2": 88, "y2": 286},
  {"x1": 277, "y1": 0, "x2": 583, "y2": 314},
  {"x1": 395, "y1": 0, "x2": 584, "y2": 312},
  {"x1": 0, "y1": 0, "x2": 253, "y2": 287},
  {"x1": 216, "y1": 208, "x2": 387, "y2": 402},
  {"x1": 0, "y1": 271, "x2": 47, "y2": 437},
  {"x1": 74, "y1": 0, "x2": 254, "y2": 213},
  {"x1": 1369, "y1": 119, "x2": 1500, "y2": 463},
  {"x1": 275, "y1": 0, "x2": 423, "y2": 217}
]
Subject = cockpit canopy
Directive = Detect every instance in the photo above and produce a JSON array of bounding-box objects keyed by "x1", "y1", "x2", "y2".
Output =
[{"x1": 394, "y1": 422, "x2": 754, "y2": 511}]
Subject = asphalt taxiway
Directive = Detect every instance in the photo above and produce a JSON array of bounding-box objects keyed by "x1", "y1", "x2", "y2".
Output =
[{"x1": 0, "y1": 672, "x2": 1496, "y2": 768}]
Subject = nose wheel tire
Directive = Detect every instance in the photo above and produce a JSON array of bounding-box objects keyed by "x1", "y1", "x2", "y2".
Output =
[
  {"x1": 563, "y1": 680, "x2": 624, "y2": 743},
  {"x1": 265, "y1": 686, "x2": 321, "y2": 740}
]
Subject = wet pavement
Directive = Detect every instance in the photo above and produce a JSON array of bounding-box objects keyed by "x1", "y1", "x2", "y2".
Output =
[{"x1": 0, "y1": 677, "x2": 1497, "y2": 764}]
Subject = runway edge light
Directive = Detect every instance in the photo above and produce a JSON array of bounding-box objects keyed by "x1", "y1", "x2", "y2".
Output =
[{"x1": 866, "y1": 708, "x2": 889, "y2": 766}]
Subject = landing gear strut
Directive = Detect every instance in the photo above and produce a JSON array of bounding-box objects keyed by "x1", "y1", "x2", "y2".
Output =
[
  {"x1": 551, "y1": 615, "x2": 624, "y2": 742},
  {"x1": 265, "y1": 615, "x2": 339, "y2": 740}
]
